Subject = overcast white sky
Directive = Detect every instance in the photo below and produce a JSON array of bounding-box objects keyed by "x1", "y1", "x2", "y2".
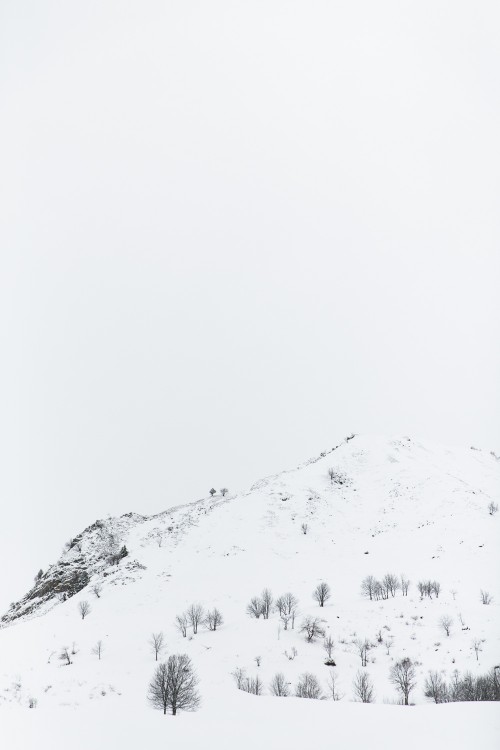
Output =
[{"x1": 0, "y1": 1, "x2": 499, "y2": 611}]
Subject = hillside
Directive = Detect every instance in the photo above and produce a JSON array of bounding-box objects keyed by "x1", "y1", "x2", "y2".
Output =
[{"x1": 1, "y1": 434, "x2": 499, "y2": 749}]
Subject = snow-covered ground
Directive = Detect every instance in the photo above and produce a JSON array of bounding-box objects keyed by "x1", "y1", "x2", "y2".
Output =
[{"x1": 1, "y1": 434, "x2": 499, "y2": 748}]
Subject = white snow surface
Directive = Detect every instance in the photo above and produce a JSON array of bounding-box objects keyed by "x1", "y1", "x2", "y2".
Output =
[{"x1": 1, "y1": 434, "x2": 499, "y2": 748}]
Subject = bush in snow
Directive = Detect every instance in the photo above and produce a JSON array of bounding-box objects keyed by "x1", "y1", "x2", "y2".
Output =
[
  {"x1": 300, "y1": 616, "x2": 326, "y2": 643},
  {"x1": 352, "y1": 670, "x2": 374, "y2": 703},
  {"x1": 269, "y1": 672, "x2": 290, "y2": 696},
  {"x1": 480, "y1": 590, "x2": 493, "y2": 605},
  {"x1": 295, "y1": 673, "x2": 323, "y2": 699}
]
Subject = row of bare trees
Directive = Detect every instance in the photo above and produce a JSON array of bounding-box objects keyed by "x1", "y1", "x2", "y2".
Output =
[
  {"x1": 246, "y1": 583, "x2": 332, "y2": 624},
  {"x1": 175, "y1": 604, "x2": 223, "y2": 637},
  {"x1": 361, "y1": 574, "x2": 410, "y2": 601},
  {"x1": 424, "y1": 667, "x2": 500, "y2": 703}
]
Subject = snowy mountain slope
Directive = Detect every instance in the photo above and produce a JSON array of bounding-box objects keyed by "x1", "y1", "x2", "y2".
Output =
[{"x1": 0, "y1": 434, "x2": 499, "y2": 748}]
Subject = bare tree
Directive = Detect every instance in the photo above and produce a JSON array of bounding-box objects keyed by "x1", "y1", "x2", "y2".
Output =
[
  {"x1": 91, "y1": 640, "x2": 103, "y2": 660},
  {"x1": 175, "y1": 613, "x2": 188, "y2": 637},
  {"x1": 149, "y1": 632, "x2": 165, "y2": 661},
  {"x1": 220, "y1": 488, "x2": 228, "y2": 497},
  {"x1": 384, "y1": 636, "x2": 395, "y2": 655},
  {"x1": 205, "y1": 608, "x2": 223, "y2": 631},
  {"x1": 424, "y1": 671, "x2": 448, "y2": 703},
  {"x1": 261, "y1": 588, "x2": 273, "y2": 619},
  {"x1": 245, "y1": 676, "x2": 264, "y2": 695},
  {"x1": 354, "y1": 638, "x2": 371, "y2": 667},
  {"x1": 472, "y1": 638, "x2": 482, "y2": 661},
  {"x1": 480, "y1": 590, "x2": 493, "y2": 605},
  {"x1": 390, "y1": 658, "x2": 416, "y2": 705},
  {"x1": 59, "y1": 646, "x2": 72, "y2": 666},
  {"x1": 400, "y1": 575, "x2": 410, "y2": 596},
  {"x1": 209, "y1": 488, "x2": 216, "y2": 497},
  {"x1": 232, "y1": 667, "x2": 247, "y2": 690},
  {"x1": 78, "y1": 601, "x2": 91, "y2": 620},
  {"x1": 269, "y1": 672, "x2": 290, "y2": 697},
  {"x1": 295, "y1": 673, "x2": 323, "y2": 699},
  {"x1": 246, "y1": 596, "x2": 263, "y2": 619},
  {"x1": 361, "y1": 575, "x2": 378, "y2": 601},
  {"x1": 326, "y1": 669, "x2": 343, "y2": 700},
  {"x1": 301, "y1": 523, "x2": 308, "y2": 535},
  {"x1": 148, "y1": 655, "x2": 200, "y2": 715},
  {"x1": 300, "y1": 616, "x2": 326, "y2": 643},
  {"x1": 313, "y1": 582, "x2": 331, "y2": 607},
  {"x1": 323, "y1": 635, "x2": 335, "y2": 660},
  {"x1": 328, "y1": 467, "x2": 336, "y2": 484},
  {"x1": 439, "y1": 615, "x2": 453, "y2": 637},
  {"x1": 187, "y1": 603, "x2": 204, "y2": 634},
  {"x1": 431, "y1": 581, "x2": 441, "y2": 598},
  {"x1": 488, "y1": 501, "x2": 498, "y2": 515},
  {"x1": 91, "y1": 583, "x2": 102, "y2": 599},
  {"x1": 276, "y1": 592, "x2": 299, "y2": 629},
  {"x1": 382, "y1": 573, "x2": 399, "y2": 598},
  {"x1": 352, "y1": 671, "x2": 374, "y2": 703}
]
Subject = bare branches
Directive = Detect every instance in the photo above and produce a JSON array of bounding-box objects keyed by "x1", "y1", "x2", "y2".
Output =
[
  {"x1": 313, "y1": 582, "x2": 331, "y2": 607},
  {"x1": 295, "y1": 673, "x2": 323, "y2": 699},
  {"x1": 269, "y1": 673, "x2": 289, "y2": 697},
  {"x1": 77, "y1": 601, "x2": 91, "y2": 620},
  {"x1": 389, "y1": 658, "x2": 417, "y2": 705},
  {"x1": 91, "y1": 583, "x2": 102, "y2": 599},
  {"x1": 353, "y1": 671, "x2": 374, "y2": 703},
  {"x1": 354, "y1": 638, "x2": 371, "y2": 667},
  {"x1": 205, "y1": 608, "x2": 223, "y2": 631},
  {"x1": 186, "y1": 603, "x2": 204, "y2": 634},
  {"x1": 439, "y1": 615, "x2": 453, "y2": 636},
  {"x1": 91, "y1": 640, "x2": 103, "y2": 660},
  {"x1": 300, "y1": 616, "x2": 325, "y2": 643},
  {"x1": 175, "y1": 613, "x2": 188, "y2": 637},
  {"x1": 149, "y1": 632, "x2": 165, "y2": 661},
  {"x1": 148, "y1": 655, "x2": 200, "y2": 715}
]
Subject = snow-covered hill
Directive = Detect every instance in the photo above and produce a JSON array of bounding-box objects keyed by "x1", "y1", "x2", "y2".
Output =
[{"x1": 1, "y1": 434, "x2": 499, "y2": 749}]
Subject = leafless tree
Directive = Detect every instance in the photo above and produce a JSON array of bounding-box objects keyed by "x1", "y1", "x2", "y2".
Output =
[
  {"x1": 245, "y1": 676, "x2": 264, "y2": 695},
  {"x1": 352, "y1": 671, "x2": 374, "y2": 703},
  {"x1": 313, "y1": 582, "x2": 331, "y2": 607},
  {"x1": 472, "y1": 638, "x2": 482, "y2": 661},
  {"x1": 431, "y1": 581, "x2": 441, "y2": 598},
  {"x1": 187, "y1": 603, "x2": 204, "y2": 634},
  {"x1": 488, "y1": 501, "x2": 498, "y2": 515},
  {"x1": 354, "y1": 638, "x2": 371, "y2": 667},
  {"x1": 91, "y1": 583, "x2": 102, "y2": 599},
  {"x1": 284, "y1": 647, "x2": 298, "y2": 660},
  {"x1": 260, "y1": 588, "x2": 273, "y2": 619},
  {"x1": 148, "y1": 655, "x2": 200, "y2": 715},
  {"x1": 175, "y1": 613, "x2": 188, "y2": 637},
  {"x1": 150, "y1": 632, "x2": 165, "y2": 661},
  {"x1": 246, "y1": 596, "x2": 263, "y2": 618},
  {"x1": 254, "y1": 656, "x2": 261, "y2": 667},
  {"x1": 59, "y1": 646, "x2": 72, "y2": 666},
  {"x1": 91, "y1": 640, "x2": 103, "y2": 660},
  {"x1": 360, "y1": 575, "x2": 378, "y2": 601},
  {"x1": 275, "y1": 592, "x2": 299, "y2": 629},
  {"x1": 480, "y1": 590, "x2": 493, "y2": 605},
  {"x1": 400, "y1": 575, "x2": 410, "y2": 596},
  {"x1": 300, "y1": 616, "x2": 326, "y2": 643},
  {"x1": 382, "y1": 573, "x2": 399, "y2": 598},
  {"x1": 326, "y1": 668, "x2": 343, "y2": 700},
  {"x1": 328, "y1": 467, "x2": 336, "y2": 484},
  {"x1": 220, "y1": 488, "x2": 228, "y2": 497},
  {"x1": 295, "y1": 673, "x2": 323, "y2": 699},
  {"x1": 439, "y1": 615, "x2": 453, "y2": 637},
  {"x1": 205, "y1": 607, "x2": 223, "y2": 631},
  {"x1": 384, "y1": 636, "x2": 395, "y2": 655},
  {"x1": 269, "y1": 672, "x2": 290, "y2": 696},
  {"x1": 232, "y1": 667, "x2": 247, "y2": 690},
  {"x1": 323, "y1": 635, "x2": 335, "y2": 660},
  {"x1": 78, "y1": 601, "x2": 91, "y2": 620},
  {"x1": 301, "y1": 523, "x2": 308, "y2": 535},
  {"x1": 390, "y1": 658, "x2": 416, "y2": 705},
  {"x1": 424, "y1": 671, "x2": 448, "y2": 703},
  {"x1": 209, "y1": 488, "x2": 216, "y2": 497}
]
